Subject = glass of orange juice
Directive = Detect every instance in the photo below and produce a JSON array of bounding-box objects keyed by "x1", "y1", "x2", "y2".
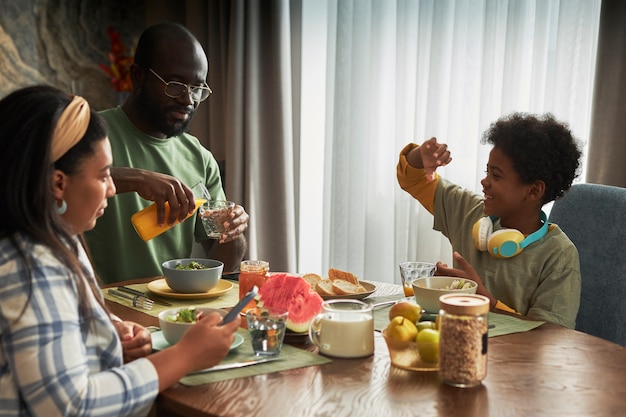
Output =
[
  {"x1": 398, "y1": 261, "x2": 435, "y2": 297},
  {"x1": 239, "y1": 260, "x2": 270, "y2": 311}
]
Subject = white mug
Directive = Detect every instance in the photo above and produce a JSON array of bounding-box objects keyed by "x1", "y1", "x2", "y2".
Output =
[{"x1": 309, "y1": 299, "x2": 374, "y2": 358}]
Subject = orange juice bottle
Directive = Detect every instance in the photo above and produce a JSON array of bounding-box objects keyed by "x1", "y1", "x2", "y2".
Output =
[{"x1": 131, "y1": 198, "x2": 207, "y2": 241}]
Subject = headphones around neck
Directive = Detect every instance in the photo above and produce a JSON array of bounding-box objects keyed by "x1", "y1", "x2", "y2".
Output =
[{"x1": 472, "y1": 211, "x2": 549, "y2": 259}]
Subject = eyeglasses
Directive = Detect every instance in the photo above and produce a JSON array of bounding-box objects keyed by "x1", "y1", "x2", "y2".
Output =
[{"x1": 149, "y1": 68, "x2": 212, "y2": 103}]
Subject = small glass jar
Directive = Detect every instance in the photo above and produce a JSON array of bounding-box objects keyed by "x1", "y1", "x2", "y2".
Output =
[
  {"x1": 238, "y1": 260, "x2": 270, "y2": 309},
  {"x1": 438, "y1": 293, "x2": 490, "y2": 387}
]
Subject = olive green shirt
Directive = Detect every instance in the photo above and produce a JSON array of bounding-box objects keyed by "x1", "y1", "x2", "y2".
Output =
[
  {"x1": 397, "y1": 143, "x2": 581, "y2": 328},
  {"x1": 85, "y1": 107, "x2": 226, "y2": 284}
]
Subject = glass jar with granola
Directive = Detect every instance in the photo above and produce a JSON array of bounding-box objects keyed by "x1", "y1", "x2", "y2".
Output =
[{"x1": 438, "y1": 293, "x2": 490, "y2": 387}]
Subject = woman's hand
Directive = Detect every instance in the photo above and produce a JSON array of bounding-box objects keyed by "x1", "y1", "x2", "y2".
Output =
[
  {"x1": 114, "y1": 320, "x2": 153, "y2": 362},
  {"x1": 148, "y1": 311, "x2": 242, "y2": 391},
  {"x1": 176, "y1": 312, "x2": 241, "y2": 370}
]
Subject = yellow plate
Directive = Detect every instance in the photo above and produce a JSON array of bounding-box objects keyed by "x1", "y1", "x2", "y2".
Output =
[
  {"x1": 147, "y1": 278, "x2": 234, "y2": 299},
  {"x1": 320, "y1": 281, "x2": 377, "y2": 300}
]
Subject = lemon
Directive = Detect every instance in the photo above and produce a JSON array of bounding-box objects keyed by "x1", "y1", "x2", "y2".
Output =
[
  {"x1": 385, "y1": 316, "x2": 418, "y2": 342},
  {"x1": 388, "y1": 300, "x2": 423, "y2": 324}
]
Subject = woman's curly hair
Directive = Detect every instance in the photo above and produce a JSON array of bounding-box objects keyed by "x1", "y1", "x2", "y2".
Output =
[{"x1": 481, "y1": 112, "x2": 583, "y2": 204}]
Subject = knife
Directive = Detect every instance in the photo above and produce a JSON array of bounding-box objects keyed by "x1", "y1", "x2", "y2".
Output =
[
  {"x1": 190, "y1": 357, "x2": 284, "y2": 374},
  {"x1": 117, "y1": 286, "x2": 173, "y2": 306}
]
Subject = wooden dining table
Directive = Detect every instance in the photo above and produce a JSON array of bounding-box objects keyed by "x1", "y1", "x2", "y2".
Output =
[{"x1": 105, "y1": 278, "x2": 626, "y2": 417}]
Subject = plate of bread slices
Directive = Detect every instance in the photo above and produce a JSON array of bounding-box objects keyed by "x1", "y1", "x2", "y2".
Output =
[{"x1": 303, "y1": 268, "x2": 376, "y2": 300}]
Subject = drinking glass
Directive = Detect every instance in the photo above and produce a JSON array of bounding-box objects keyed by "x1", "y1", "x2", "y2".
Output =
[
  {"x1": 246, "y1": 307, "x2": 288, "y2": 356},
  {"x1": 399, "y1": 261, "x2": 436, "y2": 297},
  {"x1": 199, "y1": 200, "x2": 235, "y2": 238}
]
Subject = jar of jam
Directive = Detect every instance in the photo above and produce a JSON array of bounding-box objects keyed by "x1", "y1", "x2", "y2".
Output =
[
  {"x1": 238, "y1": 260, "x2": 270, "y2": 310},
  {"x1": 438, "y1": 293, "x2": 490, "y2": 387}
]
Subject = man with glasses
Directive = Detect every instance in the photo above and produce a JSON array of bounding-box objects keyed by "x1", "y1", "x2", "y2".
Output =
[{"x1": 85, "y1": 22, "x2": 249, "y2": 284}]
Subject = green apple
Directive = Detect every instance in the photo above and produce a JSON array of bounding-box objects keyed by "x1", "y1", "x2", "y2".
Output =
[
  {"x1": 416, "y1": 321, "x2": 435, "y2": 332},
  {"x1": 416, "y1": 328, "x2": 440, "y2": 363}
]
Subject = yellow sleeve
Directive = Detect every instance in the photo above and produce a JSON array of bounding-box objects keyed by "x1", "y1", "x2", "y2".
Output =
[
  {"x1": 396, "y1": 143, "x2": 438, "y2": 214},
  {"x1": 495, "y1": 300, "x2": 521, "y2": 315}
]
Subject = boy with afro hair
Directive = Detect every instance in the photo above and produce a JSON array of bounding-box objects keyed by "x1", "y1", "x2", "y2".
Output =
[{"x1": 397, "y1": 112, "x2": 583, "y2": 328}]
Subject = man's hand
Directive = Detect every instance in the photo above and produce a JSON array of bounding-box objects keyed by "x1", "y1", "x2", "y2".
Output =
[
  {"x1": 220, "y1": 204, "x2": 249, "y2": 243},
  {"x1": 111, "y1": 167, "x2": 196, "y2": 225},
  {"x1": 200, "y1": 204, "x2": 249, "y2": 272}
]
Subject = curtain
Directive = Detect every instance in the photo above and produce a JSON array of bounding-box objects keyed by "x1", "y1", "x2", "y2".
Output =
[
  {"x1": 300, "y1": 0, "x2": 601, "y2": 284},
  {"x1": 176, "y1": 0, "x2": 601, "y2": 281},
  {"x1": 587, "y1": 0, "x2": 626, "y2": 187},
  {"x1": 202, "y1": 0, "x2": 298, "y2": 272}
]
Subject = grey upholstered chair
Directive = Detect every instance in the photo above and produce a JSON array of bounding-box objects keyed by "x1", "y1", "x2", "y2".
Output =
[{"x1": 549, "y1": 183, "x2": 626, "y2": 347}]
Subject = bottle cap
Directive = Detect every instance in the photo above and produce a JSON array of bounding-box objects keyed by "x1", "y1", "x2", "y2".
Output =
[{"x1": 439, "y1": 293, "x2": 490, "y2": 315}]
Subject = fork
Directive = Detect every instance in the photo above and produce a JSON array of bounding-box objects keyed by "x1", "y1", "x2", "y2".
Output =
[
  {"x1": 117, "y1": 286, "x2": 172, "y2": 306},
  {"x1": 107, "y1": 289, "x2": 154, "y2": 310}
]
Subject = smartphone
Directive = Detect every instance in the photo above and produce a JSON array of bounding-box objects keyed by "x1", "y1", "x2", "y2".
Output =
[{"x1": 220, "y1": 285, "x2": 259, "y2": 325}]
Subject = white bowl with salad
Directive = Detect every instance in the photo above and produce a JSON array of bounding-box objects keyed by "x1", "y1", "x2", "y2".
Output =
[
  {"x1": 162, "y1": 258, "x2": 223, "y2": 293},
  {"x1": 411, "y1": 276, "x2": 477, "y2": 313},
  {"x1": 158, "y1": 306, "x2": 227, "y2": 345}
]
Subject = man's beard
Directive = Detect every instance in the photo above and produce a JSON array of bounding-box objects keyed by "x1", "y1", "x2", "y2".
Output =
[{"x1": 137, "y1": 90, "x2": 194, "y2": 138}]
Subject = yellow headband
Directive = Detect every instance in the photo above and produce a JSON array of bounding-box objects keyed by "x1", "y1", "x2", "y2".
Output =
[{"x1": 50, "y1": 95, "x2": 91, "y2": 163}]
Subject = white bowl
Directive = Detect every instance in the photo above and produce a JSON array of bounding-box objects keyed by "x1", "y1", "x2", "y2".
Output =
[
  {"x1": 157, "y1": 307, "x2": 226, "y2": 345},
  {"x1": 411, "y1": 276, "x2": 478, "y2": 313},
  {"x1": 162, "y1": 258, "x2": 223, "y2": 293}
]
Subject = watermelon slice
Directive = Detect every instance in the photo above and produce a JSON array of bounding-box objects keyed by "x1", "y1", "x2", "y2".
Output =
[{"x1": 257, "y1": 273, "x2": 324, "y2": 333}]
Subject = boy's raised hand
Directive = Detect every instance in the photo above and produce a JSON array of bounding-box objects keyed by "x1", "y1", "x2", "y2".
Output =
[{"x1": 420, "y1": 137, "x2": 452, "y2": 182}]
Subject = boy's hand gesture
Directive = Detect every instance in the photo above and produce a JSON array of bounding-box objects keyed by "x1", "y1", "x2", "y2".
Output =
[{"x1": 420, "y1": 137, "x2": 452, "y2": 181}]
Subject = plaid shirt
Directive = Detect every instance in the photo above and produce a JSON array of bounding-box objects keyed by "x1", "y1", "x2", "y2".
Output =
[{"x1": 0, "y1": 234, "x2": 158, "y2": 416}]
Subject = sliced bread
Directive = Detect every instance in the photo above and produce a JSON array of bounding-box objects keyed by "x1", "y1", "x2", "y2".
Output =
[
  {"x1": 302, "y1": 273, "x2": 322, "y2": 289},
  {"x1": 331, "y1": 279, "x2": 365, "y2": 295},
  {"x1": 315, "y1": 279, "x2": 336, "y2": 296},
  {"x1": 328, "y1": 268, "x2": 359, "y2": 285}
]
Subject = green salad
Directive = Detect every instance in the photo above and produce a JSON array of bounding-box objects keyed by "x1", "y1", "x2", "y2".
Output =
[
  {"x1": 175, "y1": 261, "x2": 208, "y2": 270},
  {"x1": 166, "y1": 307, "x2": 200, "y2": 323}
]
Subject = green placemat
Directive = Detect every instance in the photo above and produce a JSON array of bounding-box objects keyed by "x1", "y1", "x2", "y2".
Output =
[
  {"x1": 487, "y1": 312, "x2": 544, "y2": 337},
  {"x1": 103, "y1": 280, "x2": 240, "y2": 318},
  {"x1": 372, "y1": 299, "x2": 544, "y2": 337},
  {"x1": 178, "y1": 328, "x2": 332, "y2": 386}
]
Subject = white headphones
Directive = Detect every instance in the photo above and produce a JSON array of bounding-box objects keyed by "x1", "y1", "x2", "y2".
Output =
[{"x1": 472, "y1": 211, "x2": 549, "y2": 259}]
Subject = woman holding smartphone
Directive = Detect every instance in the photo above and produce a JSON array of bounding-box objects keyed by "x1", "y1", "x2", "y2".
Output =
[{"x1": 0, "y1": 85, "x2": 240, "y2": 416}]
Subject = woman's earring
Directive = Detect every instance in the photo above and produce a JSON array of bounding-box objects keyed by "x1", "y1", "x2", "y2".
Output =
[{"x1": 56, "y1": 199, "x2": 67, "y2": 214}]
